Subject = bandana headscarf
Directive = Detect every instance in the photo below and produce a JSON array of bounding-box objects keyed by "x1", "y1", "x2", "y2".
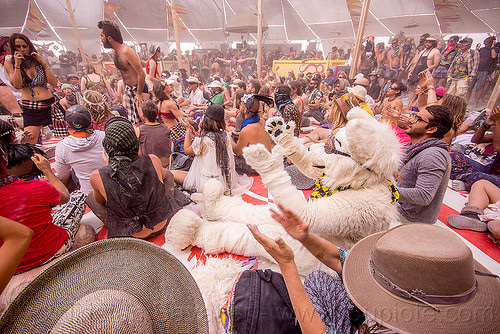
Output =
[
  {"x1": 274, "y1": 93, "x2": 294, "y2": 114},
  {"x1": 102, "y1": 117, "x2": 139, "y2": 180}
]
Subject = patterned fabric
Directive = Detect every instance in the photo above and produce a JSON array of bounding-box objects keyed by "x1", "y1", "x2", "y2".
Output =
[
  {"x1": 448, "y1": 49, "x2": 479, "y2": 80},
  {"x1": 42, "y1": 190, "x2": 87, "y2": 264},
  {"x1": 170, "y1": 122, "x2": 186, "y2": 140},
  {"x1": 21, "y1": 62, "x2": 48, "y2": 99},
  {"x1": 51, "y1": 102, "x2": 69, "y2": 138},
  {"x1": 433, "y1": 49, "x2": 458, "y2": 79},
  {"x1": 281, "y1": 103, "x2": 302, "y2": 137},
  {"x1": 102, "y1": 118, "x2": 139, "y2": 180},
  {"x1": 6, "y1": 115, "x2": 21, "y2": 130},
  {"x1": 304, "y1": 270, "x2": 356, "y2": 334},
  {"x1": 450, "y1": 152, "x2": 500, "y2": 191},
  {"x1": 21, "y1": 98, "x2": 54, "y2": 111},
  {"x1": 124, "y1": 85, "x2": 139, "y2": 124},
  {"x1": 310, "y1": 173, "x2": 399, "y2": 204},
  {"x1": 310, "y1": 173, "x2": 351, "y2": 200},
  {"x1": 0, "y1": 175, "x2": 19, "y2": 187},
  {"x1": 83, "y1": 75, "x2": 107, "y2": 97}
]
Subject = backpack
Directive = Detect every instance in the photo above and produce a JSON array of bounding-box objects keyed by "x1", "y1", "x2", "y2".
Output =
[{"x1": 221, "y1": 269, "x2": 302, "y2": 334}]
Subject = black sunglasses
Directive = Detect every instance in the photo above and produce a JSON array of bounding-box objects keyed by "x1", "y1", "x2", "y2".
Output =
[{"x1": 411, "y1": 113, "x2": 429, "y2": 124}]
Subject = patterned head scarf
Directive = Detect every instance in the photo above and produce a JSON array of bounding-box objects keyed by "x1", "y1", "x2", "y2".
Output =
[{"x1": 102, "y1": 117, "x2": 139, "y2": 180}]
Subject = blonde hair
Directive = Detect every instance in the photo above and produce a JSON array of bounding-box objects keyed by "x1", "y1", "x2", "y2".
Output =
[
  {"x1": 441, "y1": 94, "x2": 467, "y2": 133},
  {"x1": 328, "y1": 101, "x2": 347, "y2": 130},
  {"x1": 82, "y1": 90, "x2": 112, "y2": 125}
]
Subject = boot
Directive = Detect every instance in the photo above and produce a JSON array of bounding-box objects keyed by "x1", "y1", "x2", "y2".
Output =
[{"x1": 448, "y1": 206, "x2": 488, "y2": 232}]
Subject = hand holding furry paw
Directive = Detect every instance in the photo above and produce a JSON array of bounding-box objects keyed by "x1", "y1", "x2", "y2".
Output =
[
  {"x1": 248, "y1": 224, "x2": 295, "y2": 266},
  {"x1": 270, "y1": 203, "x2": 310, "y2": 242},
  {"x1": 265, "y1": 116, "x2": 295, "y2": 148}
]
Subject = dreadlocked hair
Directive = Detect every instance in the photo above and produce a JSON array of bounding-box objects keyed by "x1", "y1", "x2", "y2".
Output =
[
  {"x1": 441, "y1": 94, "x2": 467, "y2": 133},
  {"x1": 82, "y1": 90, "x2": 112, "y2": 125},
  {"x1": 200, "y1": 116, "x2": 227, "y2": 168},
  {"x1": 0, "y1": 120, "x2": 15, "y2": 152}
]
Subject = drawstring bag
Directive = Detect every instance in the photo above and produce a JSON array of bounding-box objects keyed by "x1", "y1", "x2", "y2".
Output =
[{"x1": 221, "y1": 269, "x2": 301, "y2": 334}]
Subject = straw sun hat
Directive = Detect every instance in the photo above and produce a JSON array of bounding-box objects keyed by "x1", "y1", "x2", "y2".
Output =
[
  {"x1": 0, "y1": 238, "x2": 209, "y2": 334},
  {"x1": 343, "y1": 224, "x2": 500, "y2": 334}
]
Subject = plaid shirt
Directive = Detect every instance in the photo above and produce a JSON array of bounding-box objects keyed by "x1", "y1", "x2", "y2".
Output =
[{"x1": 448, "y1": 48, "x2": 480, "y2": 79}]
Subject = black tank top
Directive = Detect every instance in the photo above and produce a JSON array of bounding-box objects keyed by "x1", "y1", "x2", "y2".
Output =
[{"x1": 99, "y1": 155, "x2": 180, "y2": 237}]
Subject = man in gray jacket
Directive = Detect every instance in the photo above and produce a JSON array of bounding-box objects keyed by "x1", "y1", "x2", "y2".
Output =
[{"x1": 397, "y1": 104, "x2": 452, "y2": 223}]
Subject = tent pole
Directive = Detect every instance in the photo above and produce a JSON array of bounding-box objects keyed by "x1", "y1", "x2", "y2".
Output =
[
  {"x1": 171, "y1": 0, "x2": 183, "y2": 73},
  {"x1": 257, "y1": 0, "x2": 263, "y2": 79},
  {"x1": 486, "y1": 75, "x2": 500, "y2": 110},
  {"x1": 349, "y1": 0, "x2": 370, "y2": 79},
  {"x1": 65, "y1": 0, "x2": 87, "y2": 65}
]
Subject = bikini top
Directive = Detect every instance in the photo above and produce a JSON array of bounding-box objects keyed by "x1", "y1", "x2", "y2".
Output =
[{"x1": 21, "y1": 62, "x2": 48, "y2": 98}]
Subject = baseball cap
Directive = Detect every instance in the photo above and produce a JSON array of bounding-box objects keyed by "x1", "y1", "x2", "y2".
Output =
[
  {"x1": 435, "y1": 86, "x2": 447, "y2": 98},
  {"x1": 65, "y1": 105, "x2": 93, "y2": 131},
  {"x1": 459, "y1": 37, "x2": 473, "y2": 45}
]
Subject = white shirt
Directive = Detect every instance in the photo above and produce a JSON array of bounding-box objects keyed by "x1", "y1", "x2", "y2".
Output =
[{"x1": 188, "y1": 87, "x2": 207, "y2": 108}]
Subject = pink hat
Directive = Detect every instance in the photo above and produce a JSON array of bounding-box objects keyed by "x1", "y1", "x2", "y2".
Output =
[{"x1": 435, "y1": 86, "x2": 447, "y2": 97}]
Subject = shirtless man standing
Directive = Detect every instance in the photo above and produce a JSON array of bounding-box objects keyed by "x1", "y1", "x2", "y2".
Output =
[
  {"x1": 386, "y1": 38, "x2": 404, "y2": 83},
  {"x1": 97, "y1": 21, "x2": 145, "y2": 124},
  {"x1": 407, "y1": 36, "x2": 441, "y2": 100}
]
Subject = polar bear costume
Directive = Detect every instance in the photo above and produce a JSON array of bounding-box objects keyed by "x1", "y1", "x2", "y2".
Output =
[{"x1": 166, "y1": 107, "x2": 402, "y2": 276}]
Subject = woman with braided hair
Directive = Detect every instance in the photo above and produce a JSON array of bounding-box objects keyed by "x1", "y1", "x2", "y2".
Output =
[{"x1": 82, "y1": 90, "x2": 113, "y2": 131}]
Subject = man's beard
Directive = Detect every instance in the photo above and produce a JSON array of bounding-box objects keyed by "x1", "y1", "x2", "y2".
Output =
[
  {"x1": 102, "y1": 40, "x2": 112, "y2": 49},
  {"x1": 405, "y1": 125, "x2": 428, "y2": 139}
]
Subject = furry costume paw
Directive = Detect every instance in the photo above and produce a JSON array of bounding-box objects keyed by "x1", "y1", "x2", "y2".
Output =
[
  {"x1": 165, "y1": 209, "x2": 203, "y2": 249},
  {"x1": 265, "y1": 117, "x2": 296, "y2": 153},
  {"x1": 202, "y1": 178, "x2": 226, "y2": 221},
  {"x1": 243, "y1": 143, "x2": 283, "y2": 174}
]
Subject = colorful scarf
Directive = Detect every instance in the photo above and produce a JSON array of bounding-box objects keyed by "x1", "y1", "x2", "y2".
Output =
[
  {"x1": 274, "y1": 93, "x2": 294, "y2": 114},
  {"x1": 0, "y1": 175, "x2": 19, "y2": 187},
  {"x1": 310, "y1": 174, "x2": 399, "y2": 204},
  {"x1": 240, "y1": 114, "x2": 260, "y2": 130},
  {"x1": 402, "y1": 137, "x2": 449, "y2": 166},
  {"x1": 444, "y1": 41, "x2": 456, "y2": 57}
]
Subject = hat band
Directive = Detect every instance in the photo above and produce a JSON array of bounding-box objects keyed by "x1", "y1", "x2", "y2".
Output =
[{"x1": 370, "y1": 254, "x2": 478, "y2": 312}]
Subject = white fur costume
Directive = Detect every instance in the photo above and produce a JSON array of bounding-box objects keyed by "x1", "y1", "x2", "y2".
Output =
[{"x1": 166, "y1": 107, "x2": 402, "y2": 276}]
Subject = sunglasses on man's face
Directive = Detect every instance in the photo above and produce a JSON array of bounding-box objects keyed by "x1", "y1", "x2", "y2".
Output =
[{"x1": 410, "y1": 113, "x2": 429, "y2": 124}]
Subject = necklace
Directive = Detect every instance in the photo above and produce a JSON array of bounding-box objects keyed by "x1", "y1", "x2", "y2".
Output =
[
  {"x1": 387, "y1": 97, "x2": 396, "y2": 102},
  {"x1": 66, "y1": 94, "x2": 77, "y2": 106}
]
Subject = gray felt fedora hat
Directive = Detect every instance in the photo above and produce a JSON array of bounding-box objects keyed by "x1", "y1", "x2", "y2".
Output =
[{"x1": 0, "y1": 238, "x2": 208, "y2": 333}]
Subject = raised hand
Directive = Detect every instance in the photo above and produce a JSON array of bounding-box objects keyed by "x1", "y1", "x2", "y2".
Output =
[
  {"x1": 270, "y1": 203, "x2": 310, "y2": 242},
  {"x1": 247, "y1": 224, "x2": 295, "y2": 266}
]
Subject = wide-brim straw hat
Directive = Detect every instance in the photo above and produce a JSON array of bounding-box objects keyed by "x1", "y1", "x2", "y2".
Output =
[
  {"x1": 0, "y1": 238, "x2": 209, "y2": 334},
  {"x1": 344, "y1": 224, "x2": 500, "y2": 334},
  {"x1": 347, "y1": 85, "x2": 367, "y2": 101}
]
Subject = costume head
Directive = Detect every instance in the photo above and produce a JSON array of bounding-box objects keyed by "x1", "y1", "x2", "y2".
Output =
[{"x1": 309, "y1": 107, "x2": 401, "y2": 190}]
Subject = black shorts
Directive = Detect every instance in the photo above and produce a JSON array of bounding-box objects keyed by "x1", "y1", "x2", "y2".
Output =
[{"x1": 21, "y1": 97, "x2": 55, "y2": 127}]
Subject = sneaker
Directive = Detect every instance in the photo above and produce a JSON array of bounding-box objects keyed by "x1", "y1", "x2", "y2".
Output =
[
  {"x1": 448, "y1": 214, "x2": 488, "y2": 232},
  {"x1": 451, "y1": 180, "x2": 466, "y2": 192}
]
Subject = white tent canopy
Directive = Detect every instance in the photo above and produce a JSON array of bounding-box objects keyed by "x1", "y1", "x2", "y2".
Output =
[{"x1": 0, "y1": 0, "x2": 498, "y2": 48}]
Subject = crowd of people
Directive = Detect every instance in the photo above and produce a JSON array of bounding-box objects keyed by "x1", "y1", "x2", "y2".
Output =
[{"x1": 0, "y1": 19, "x2": 499, "y2": 333}]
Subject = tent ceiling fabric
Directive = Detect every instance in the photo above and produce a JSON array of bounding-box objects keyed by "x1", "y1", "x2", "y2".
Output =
[{"x1": 1, "y1": 0, "x2": 498, "y2": 45}]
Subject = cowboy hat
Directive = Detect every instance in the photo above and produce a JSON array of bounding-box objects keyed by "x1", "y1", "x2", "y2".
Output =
[
  {"x1": 208, "y1": 80, "x2": 224, "y2": 89},
  {"x1": 187, "y1": 76, "x2": 200, "y2": 84},
  {"x1": 0, "y1": 238, "x2": 209, "y2": 333},
  {"x1": 343, "y1": 224, "x2": 500, "y2": 334},
  {"x1": 347, "y1": 86, "x2": 367, "y2": 101}
]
